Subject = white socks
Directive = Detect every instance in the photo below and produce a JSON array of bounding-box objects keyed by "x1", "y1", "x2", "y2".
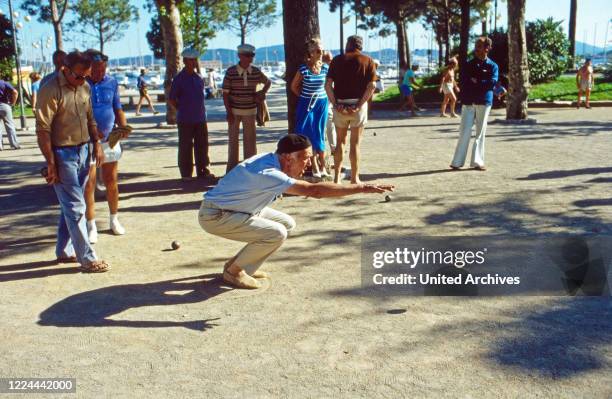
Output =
[
  {"x1": 110, "y1": 214, "x2": 125, "y2": 235},
  {"x1": 87, "y1": 220, "x2": 98, "y2": 244},
  {"x1": 88, "y1": 214, "x2": 125, "y2": 243}
]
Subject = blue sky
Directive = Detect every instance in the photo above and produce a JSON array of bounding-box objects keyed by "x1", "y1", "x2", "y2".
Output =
[{"x1": 3, "y1": 0, "x2": 611, "y2": 60}]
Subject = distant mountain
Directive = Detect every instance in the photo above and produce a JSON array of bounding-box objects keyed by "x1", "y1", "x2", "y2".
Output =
[
  {"x1": 109, "y1": 45, "x2": 438, "y2": 67},
  {"x1": 574, "y1": 41, "x2": 605, "y2": 57}
]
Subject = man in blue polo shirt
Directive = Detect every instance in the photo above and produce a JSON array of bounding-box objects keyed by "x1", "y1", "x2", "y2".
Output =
[
  {"x1": 169, "y1": 47, "x2": 213, "y2": 182},
  {"x1": 450, "y1": 36, "x2": 498, "y2": 171},
  {"x1": 199, "y1": 134, "x2": 394, "y2": 289},
  {"x1": 84, "y1": 50, "x2": 130, "y2": 243}
]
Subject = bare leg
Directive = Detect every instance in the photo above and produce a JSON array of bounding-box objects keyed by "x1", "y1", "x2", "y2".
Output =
[
  {"x1": 145, "y1": 94, "x2": 157, "y2": 113},
  {"x1": 450, "y1": 93, "x2": 458, "y2": 116},
  {"x1": 317, "y1": 151, "x2": 326, "y2": 172},
  {"x1": 310, "y1": 155, "x2": 320, "y2": 175},
  {"x1": 334, "y1": 126, "x2": 349, "y2": 184},
  {"x1": 585, "y1": 88, "x2": 591, "y2": 108},
  {"x1": 102, "y1": 162, "x2": 119, "y2": 214},
  {"x1": 577, "y1": 89, "x2": 582, "y2": 108},
  {"x1": 349, "y1": 125, "x2": 363, "y2": 184},
  {"x1": 441, "y1": 94, "x2": 449, "y2": 116},
  {"x1": 135, "y1": 96, "x2": 145, "y2": 114}
]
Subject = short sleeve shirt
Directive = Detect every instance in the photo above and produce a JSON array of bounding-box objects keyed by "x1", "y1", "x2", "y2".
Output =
[
  {"x1": 222, "y1": 65, "x2": 270, "y2": 111},
  {"x1": 88, "y1": 75, "x2": 122, "y2": 140},
  {"x1": 137, "y1": 76, "x2": 146, "y2": 89},
  {"x1": 0, "y1": 80, "x2": 15, "y2": 104},
  {"x1": 204, "y1": 152, "x2": 297, "y2": 214},
  {"x1": 169, "y1": 69, "x2": 206, "y2": 124},
  {"x1": 402, "y1": 70, "x2": 415, "y2": 86},
  {"x1": 298, "y1": 63, "x2": 328, "y2": 99},
  {"x1": 327, "y1": 51, "x2": 376, "y2": 100},
  {"x1": 31, "y1": 80, "x2": 41, "y2": 94}
]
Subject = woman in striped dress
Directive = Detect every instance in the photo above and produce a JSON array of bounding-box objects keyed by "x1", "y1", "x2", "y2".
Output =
[{"x1": 290, "y1": 38, "x2": 329, "y2": 178}]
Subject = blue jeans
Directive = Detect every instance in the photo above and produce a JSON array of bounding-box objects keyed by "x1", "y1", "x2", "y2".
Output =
[{"x1": 53, "y1": 144, "x2": 97, "y2": 264}]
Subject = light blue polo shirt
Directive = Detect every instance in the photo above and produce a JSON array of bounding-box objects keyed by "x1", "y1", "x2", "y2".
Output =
[
  {"x1": 88, "y1": 75, "x2": 122, "y2": 140},
  {"x1": 204, "y1": 152, "x2": 297, "y2": 214}
]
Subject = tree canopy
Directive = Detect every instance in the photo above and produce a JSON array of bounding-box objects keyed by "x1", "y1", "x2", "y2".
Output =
[{"x1": 226, "y1": 0, "x2": 277, "y2": 45}]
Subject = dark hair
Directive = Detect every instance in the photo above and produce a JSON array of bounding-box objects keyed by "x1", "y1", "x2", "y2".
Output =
[
  {"x1": 140, "y1": 68, "x2": 146, "y2": 74},
  {"x1": 85, "y1": 49, "x2": 108, "y2": 62},
  {"x1": 476, "y1": 36, "x2": 493, "y2": 48},
  {"x1": 63, "y1": 50, "x2": 92, "y2": 69},
  {"x1": 52, "y1": 50, "x2": 67, "y2": 63}
]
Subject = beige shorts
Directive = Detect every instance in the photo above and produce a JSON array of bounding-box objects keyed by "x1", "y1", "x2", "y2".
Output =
[
  {"x1": 332, "y1": 99, "x2": 368, "y2": 129},
  {"x1": 579, "y1": 80, "x2": 592, "y2": 91}
]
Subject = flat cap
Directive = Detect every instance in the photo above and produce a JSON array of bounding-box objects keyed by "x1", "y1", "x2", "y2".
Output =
[
  {"x1": 237, "y1": 44, "x2": 256, "y2": 55},
  {"x1": 276, "y1": 134, "x2": 312, "y2": 154}
]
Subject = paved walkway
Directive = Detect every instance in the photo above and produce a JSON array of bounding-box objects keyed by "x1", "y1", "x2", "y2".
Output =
[{"x1": 1, "y1": 92, "x2": 611, "y2": 398}]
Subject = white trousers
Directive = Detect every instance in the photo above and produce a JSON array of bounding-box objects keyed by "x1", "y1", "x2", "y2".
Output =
[
  {"x1": 198, "y1": 201, "x2": 296, "y2": 274},
  {"x1": 451, "y1": 104, "x2": 491, "y2": 168}
]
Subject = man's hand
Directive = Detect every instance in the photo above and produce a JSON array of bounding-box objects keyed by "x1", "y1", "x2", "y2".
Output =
[
  {"x1": 360, "y1": 183, "x2": 395, "y2": 194},
  {"x1": 255, "y1": 91, "x2": 266, "y2": 103},
  {"x1": 45, "y1": 162, "x2": 60, "y2": 184},
  {"x1": 94, "y1": 142, "x2": 104, "y2": 167}
]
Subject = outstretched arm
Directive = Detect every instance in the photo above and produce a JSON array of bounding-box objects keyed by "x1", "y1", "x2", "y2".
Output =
[{"x1": 285, "y1": 180, "x2": 394, "y2": 199}]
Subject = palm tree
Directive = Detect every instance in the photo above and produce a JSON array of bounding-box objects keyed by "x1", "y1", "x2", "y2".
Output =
[
  {"x1": 506, "y1": 0, "x2": 529, "y2": 119},
  {"x1": 283, "y1": 0, "x2": 321, "y2": 132},
  {"x1": 155, "y1": 0, "x2": 183, "y2": 125},
  {"x1": 568, "y1": 0, "x2": 577, "y2": 69}
]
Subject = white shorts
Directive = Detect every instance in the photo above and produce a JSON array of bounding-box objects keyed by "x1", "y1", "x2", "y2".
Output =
[
  {"x1": 102, "y1": 141, "x2": 122, "y2": 163},
  {"x1": 442, "y1": 83, "x2": 454, "y2": 95},
  {"x1": 579, "y1": 80, "x2": 592, "y2": 91},
  {"x1": 332, "y1": 99, "x2": 368, "y2": 129}
]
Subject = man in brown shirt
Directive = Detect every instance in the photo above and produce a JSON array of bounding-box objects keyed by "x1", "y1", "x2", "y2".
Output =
[
  {"x1": 35, "y1": 50, "x2": 109, "y2": 273},
  {"x1": 325, "y1": 35, "x2": 376, "y2": 185}
]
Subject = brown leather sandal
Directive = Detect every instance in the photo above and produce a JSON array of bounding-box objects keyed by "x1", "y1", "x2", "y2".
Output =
[{"x1": 80, "y1": 260, "x2": 110, "y2": 273}]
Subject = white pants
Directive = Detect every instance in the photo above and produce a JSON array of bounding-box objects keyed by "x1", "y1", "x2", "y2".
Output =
[
  {"x1": 451, "y1": 104, "x2": 491, "y2": 168},
  {"x1": 198, "y1": 201, "x2": 296, "y2": 274}
]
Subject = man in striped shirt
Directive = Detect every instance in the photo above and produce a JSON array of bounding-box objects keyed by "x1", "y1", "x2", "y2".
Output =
[{"x1": 222, "y1": 44, "x2": 271, "y2": 172}]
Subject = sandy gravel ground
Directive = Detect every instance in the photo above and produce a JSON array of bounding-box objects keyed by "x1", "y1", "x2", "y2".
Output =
[{"x1": 1, "y1": 90, "x2": 611, "y2": 398}]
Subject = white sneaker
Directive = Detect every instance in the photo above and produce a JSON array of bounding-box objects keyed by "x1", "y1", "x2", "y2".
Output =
[
  {"x1": 320, "y1": 169, "x2": 329, "y2": 177},
  {"x1": 87, "y1": 221, "x2": 98, "y2": 244},
  {"x1": 110, "y1": 216, "x2": 125, "y2": 235}
]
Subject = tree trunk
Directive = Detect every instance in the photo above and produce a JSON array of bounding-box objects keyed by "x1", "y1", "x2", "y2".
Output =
[
  {"x1": 99, "y1": 20, "x2": 104, "y2": 53},
  {"x1": 395, "y1": 19, "x2": 409, "y2": 81},
  {"x1": 240, "y1": 25, "x2": 246, "y2": 45},
  {"x1": 404, "y1": 20, "x2": 411, "y2": 70},
  {"x1": 506, "y1": 0, "x2": 529, "y2": 120},
  {"x1": 568, "y1": 0, "x2": 577, "y2": 69},
  {"x1": 339, "y1": 2, "x2": 344, "y2": 54},
  {"x1": 444, "y1": 0, "x2": 451, "y2": 63},
  {"x1": 437, "y1": 36, "x2": 444, "y2": 67},
  {"x1": 282, "y1": 0, "x2": 320, "y2": 133},
  {"x1": 458, "y1": 0, "x2": 470, "y2": 78},
  {"x1": 156, "y1": 0, "x2": 183, "y2": 125},
  {"x1": 50, "y1": 0, "x2": 63, "y2": 50}
]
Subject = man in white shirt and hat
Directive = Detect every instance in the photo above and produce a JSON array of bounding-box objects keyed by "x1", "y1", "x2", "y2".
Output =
[{"x1": 222, "y1": 44, "x2": 272, "y2": 172}]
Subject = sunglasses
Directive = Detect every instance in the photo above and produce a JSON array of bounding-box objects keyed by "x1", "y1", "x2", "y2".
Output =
[
  {"x1": 314, "y1": 49, "x2": 324, "y2": 54},
  {"x1": 91, "y1": 54, "x2": 108, "y2": 62},
  {"x1": 67, "y1": 68, "x2": 86, "y2": 81},
  {"x1": 241, "y1": 53, "x2": 255, "y2": 58}
]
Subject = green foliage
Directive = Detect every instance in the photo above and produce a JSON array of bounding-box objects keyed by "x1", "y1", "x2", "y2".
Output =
[
  {"x1": 227, "y1": 0, "x2": 277, "y2": 44},
  {"x1": 147, "y1": 0, "x2": 230, "y2": 60},
  {"x1": 526, "y1": 18, "x2": 569, "y2": 83},
  {"x1": 20, "y1": 0, "x2": 69, "y2": 24},
  {"x1": 0, "y1": 14, "x2": 15, "y2": 81},
  {"x1": 488, "y1": 19, "x2": 569, "y2": 84},
  {"x1": 602, "y1": 66, "x2": 612, "y2": 83},
  {"x1": 69, "y1": 0, "x2": 139, "y2": 52}
]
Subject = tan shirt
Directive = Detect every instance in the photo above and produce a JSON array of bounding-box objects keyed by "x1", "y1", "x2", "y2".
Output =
[{"x1": 35, "y1": 71, "x2": 97, "y2": 147}]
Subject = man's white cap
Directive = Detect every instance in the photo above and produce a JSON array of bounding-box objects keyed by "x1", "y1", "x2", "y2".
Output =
[
  {"x1": 237, "y1": 44, "x2": 256, "y2": 54},
  {"x1": 181, "y1": 47, "x2": 200, "y2": 59}
]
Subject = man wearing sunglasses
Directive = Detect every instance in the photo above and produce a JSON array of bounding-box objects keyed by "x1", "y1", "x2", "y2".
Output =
[
  {"x1": 84, "y1": 49, "x2": 129, "y2": 243},
  {"x1": 35, "y1": 50, "x2": 110, "y2": 273},
  {"x1": 222, "y1": 43, "x2": 271, "y2": 172}
]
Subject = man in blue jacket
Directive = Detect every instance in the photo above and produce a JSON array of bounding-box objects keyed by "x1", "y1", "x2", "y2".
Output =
[{"x1": 450, "y1": 37, "x2": 498, "y2": 171}]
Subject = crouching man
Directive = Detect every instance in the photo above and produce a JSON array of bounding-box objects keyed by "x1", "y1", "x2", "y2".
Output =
[{"x1": 198, "y1": 134, "x2": 394, "y2": 289}]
